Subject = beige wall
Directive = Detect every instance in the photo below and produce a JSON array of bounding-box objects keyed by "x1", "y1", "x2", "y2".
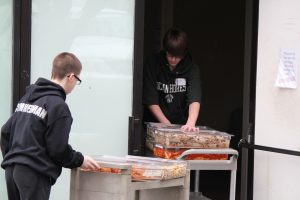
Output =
[{"x1": 254, "y1": 0, "x2": 300, "y2": 199}]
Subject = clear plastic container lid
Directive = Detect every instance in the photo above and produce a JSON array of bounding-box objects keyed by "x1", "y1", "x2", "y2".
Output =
[
  {"x1": 91, "y1": 155, "x2": 187, "y2": 169},
  {"x1": 146, "y1": 123, "x2": 232, "y2": 148},
  {"x1": 125, "y1": 155, "x2": 187, "y2": 165},
  {"x1": 146, "y1": 122, "x2": 212, "y2": 131},
  {"x1": 125, "y1": 155, "x2": 187, "y2": 180},
  {"x1": 90, "y1": 155, "x2": 187, "y2": 180},
  {"x1": 154, "y1": 128, "x2": 231, "y2": 137},
  {"x1": 91, "y1": 155, "x2": 131, "y2": 169}
]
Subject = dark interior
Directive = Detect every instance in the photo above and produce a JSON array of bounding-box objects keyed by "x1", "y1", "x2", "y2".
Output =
[{"x1": 143, "y1": 1, "x2": 245, "y2": 199}]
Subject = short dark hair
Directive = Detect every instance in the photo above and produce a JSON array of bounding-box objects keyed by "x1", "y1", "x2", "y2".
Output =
[
  {"x1": 51, "y1": 52, "x2": 82, "y2": 80},
  {"x1": 163, "y1": 27, "x2": 188, "y2": 57}
]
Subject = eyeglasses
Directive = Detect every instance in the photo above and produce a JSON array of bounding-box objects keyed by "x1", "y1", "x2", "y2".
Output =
[
  {"x1": 73, "y1": 74, "x2": 82, "y2": 85},
  {"x1": 67, "y1": 74, "x2": 82, "y2": 85}
]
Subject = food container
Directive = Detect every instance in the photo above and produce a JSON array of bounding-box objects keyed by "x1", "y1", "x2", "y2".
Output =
[
  {"x1": 87, "y1": 155, "x2": 187, "y2": 181},
  {"x1": 152, "y1": 144, "x2": 228, "y2": 160},
  {"x1": 146, "y1": 123, "x2": 231, "y2": 148},
  {"x1": 146, "y1": 123, "x2": 182, "y2": 141},
  {"x1": 145, "y1": 135, "x2": 155, "y2": 150},
  {"x1": 125, "y1": 155, "x2": 187, "y2": 180},
  {"x1": 70, "y1": 155, "x2": 190, "y2": 200},
  {"x1": 88, "y1": 155, "x2": 131, "y2": 174}
]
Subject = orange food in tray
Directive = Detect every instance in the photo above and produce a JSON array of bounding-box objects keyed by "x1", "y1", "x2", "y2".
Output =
[
  {"x1": 98, "y1": 167, "x2": 122, "y2": 174},
  {"x1": 85, "y1": 155, "x2": 188, "y2": 181},
  {"x1": 153, "y1": 147, "x2": 228, "y2": 160}
]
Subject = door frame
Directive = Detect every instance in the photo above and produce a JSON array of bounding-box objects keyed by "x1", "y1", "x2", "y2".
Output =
[
  {"x1": 129, "y1": 1, "x2": 261, "y2": 199},
  {"x1": 12, "y1": 0, "x2": 32, "y2": 111},
  {"x1": 128, "y1": 0, "x2": 146, "y2": 155},
  {"x1": 12, "y1": 0, "x2": 145, "y2": 156},
  {"x1": 240, "y1": 0, "x2": 259, "y2": 199}
]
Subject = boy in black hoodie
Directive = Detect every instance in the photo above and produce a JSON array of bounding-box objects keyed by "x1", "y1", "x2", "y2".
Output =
[
  {"x1": 143, "y1": 28, "x2": 202, "y2": 131},
  {"x1": 1, "y1": 52, "x2": 99, "y2": 200}
]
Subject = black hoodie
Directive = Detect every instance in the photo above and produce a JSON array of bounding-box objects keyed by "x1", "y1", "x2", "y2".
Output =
[
  {"x1": 1, "y1": 78, "x2": 83, "y2": 184},
  {"x1": 143, "y1": 51, "x2": 202, "y2": 124}
]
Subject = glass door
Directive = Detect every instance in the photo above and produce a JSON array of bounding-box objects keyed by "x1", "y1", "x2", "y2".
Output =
[{"x1": 31, "y1": 0, "x2": 135, "y2": 199}]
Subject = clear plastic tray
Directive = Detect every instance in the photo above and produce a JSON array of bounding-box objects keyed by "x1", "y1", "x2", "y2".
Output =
[
  {"x1": 152, "y1": 144, "x2": 229, "y2": 160},
  {"x1": 125, "y1": 155, "x2": 187, "y2": 180},
  {"x1": 146, "y1": 123, "x2": 231, "y2": 148},
  {"x1": 88, "y1": 155, "x2": 187, "y2": 181}
]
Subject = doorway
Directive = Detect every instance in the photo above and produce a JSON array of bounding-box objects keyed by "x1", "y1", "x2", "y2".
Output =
[{"x1": 143, "y1": 0, "x2": 246, "y2": 199}]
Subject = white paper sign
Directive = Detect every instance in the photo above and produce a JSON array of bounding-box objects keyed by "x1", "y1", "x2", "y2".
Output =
[{"x1": 275, "y1": 49, "x2": 298, "y2": 89}]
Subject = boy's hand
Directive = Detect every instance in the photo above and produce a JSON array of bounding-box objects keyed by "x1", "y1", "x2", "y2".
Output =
[
  {"x1": 181, "y1": 124, "x2": 199, "y2": 132},
  {"x1": 80, "y1": 155, "x2": 100, "y2": 171}
]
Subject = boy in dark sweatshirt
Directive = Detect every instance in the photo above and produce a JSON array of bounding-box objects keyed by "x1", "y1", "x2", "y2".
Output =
[
  {"x1": 143, "y1": 28, "x2": 202, "y2": 131},
  {"x1": 1, "y1": 52, "x2": 99, "y2": 200}
]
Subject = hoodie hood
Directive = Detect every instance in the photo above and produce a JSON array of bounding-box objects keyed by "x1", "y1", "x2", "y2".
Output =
[
  {"x1": 26, "y1": 78, "x2": 66, "y2": 103},
  {"x1": 158, "y1": 50, "x2": 194, "y2": 75}
]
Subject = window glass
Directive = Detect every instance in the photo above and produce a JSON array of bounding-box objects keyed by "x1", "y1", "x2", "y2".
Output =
[
  {"x1": 31, "y1": 0, "x2": 135, "y2": 199},
  {"x1": 0, "y1": 1, "x2": 12, "y2": 199}
]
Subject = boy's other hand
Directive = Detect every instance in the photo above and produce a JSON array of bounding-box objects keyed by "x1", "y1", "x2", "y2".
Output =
[
  {"x1": 181, "y1": 124, "x2": 199, "y2": 132},
  {"x1": 80, "y1": 155, "x2": 100, "y2": 171}
]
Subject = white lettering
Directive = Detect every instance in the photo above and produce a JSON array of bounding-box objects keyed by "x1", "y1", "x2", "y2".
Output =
[
  {"x1": 39, "y1": 109, "x2": 47, "y2": 119},
  {"x1": 156, "y1": 82, "x2": 187, "y2": 94},
  {"x1": 35, "y1": 107, "x2": 42, "y2": 116},
  {"x1": 15, "y1": 103, "x2": 47, "y2": 119},
  {"x1": 29, "y1": 105, "x2": 38, "y2": 114},
  {"x1": 23, "y1": 104, "x2": 29, "y2": 112}
]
